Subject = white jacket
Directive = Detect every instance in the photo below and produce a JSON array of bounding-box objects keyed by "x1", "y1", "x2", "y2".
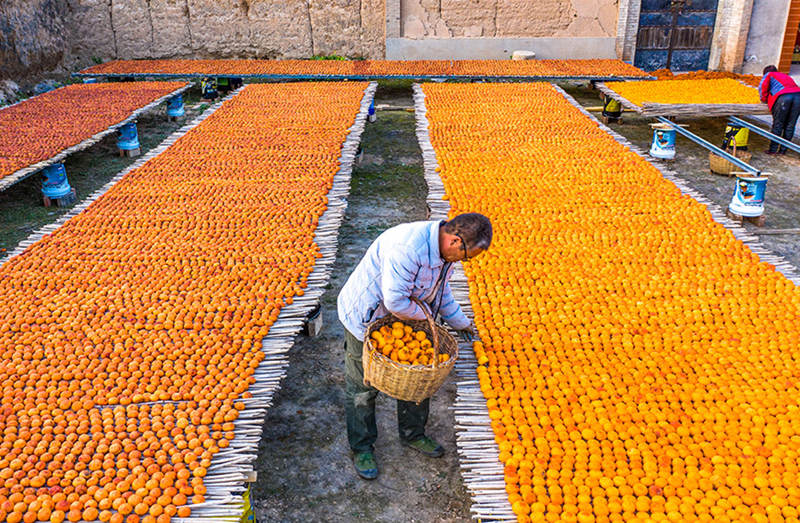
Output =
[{"x1": 338, "y1": 220, "x2": 471, "y2": 341}]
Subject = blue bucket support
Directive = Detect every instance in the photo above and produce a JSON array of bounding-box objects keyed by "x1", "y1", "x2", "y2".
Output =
[
  {"x1": 117, "y1": 122, "x2": 140, "y2": 151},
  {"x1": 41, "y1": 163, "x2": 73, "y2": 199},
  {"x1": 729, "y1": 175, "x2": 768, "y2": 217},
  {"x1": 167, "y1": 94, "x2": 185, "y2": 118},
  {"x1": 649, "y1": 125, "x2": 676, "y2": 160}
]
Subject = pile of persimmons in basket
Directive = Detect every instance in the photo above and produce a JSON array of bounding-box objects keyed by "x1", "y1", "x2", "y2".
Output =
[
  {"x1": 422, "y1": 82, "x2": 800, "y2": 523},
  {"x1": 0, "y1": 82, "x2": 368, "y2": 523}
]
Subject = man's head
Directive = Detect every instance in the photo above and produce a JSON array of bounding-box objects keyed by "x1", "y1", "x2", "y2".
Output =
[
  {"x1": 439, "y1": 213, "x2": 492, "y2": 262},
  {"x1": 763, "y1": 65, "x2": 778, "y2": 75}
]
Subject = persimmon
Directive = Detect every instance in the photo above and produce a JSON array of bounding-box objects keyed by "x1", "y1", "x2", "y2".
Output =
[
  {"x1": 0, "y1": 82, "x2": 188, "y2": 182},
  {"x1": 0, "y1": 82, "x2": 372, "y2": 522},
  {"x1": 650, "y1": 69, "x2": 761, "y2": 87},
  {"x1": 605, "y1": 78, "x2": 762, "y2": 107},
  {"x1": 421, "y1": 82, "x2": 800, "y2": 521},
  {"x1": 368, "y1": 321, "x2": 447, "y2": 366},
  {"x1": 80, "y1": 59, "x2": 649, "y2": 80}
]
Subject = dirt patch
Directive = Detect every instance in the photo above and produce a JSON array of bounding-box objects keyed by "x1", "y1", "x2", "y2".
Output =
[
  {"x1": 562, "y1": 82, "x2": 800, "y2": 270},
  {"x1": 252, "y1": 88, "x2": 471, "y2": 522}
]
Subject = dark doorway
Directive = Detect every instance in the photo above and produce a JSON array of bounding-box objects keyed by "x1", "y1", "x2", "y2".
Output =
[{"x1": 634, "y1": 0, "x2": 719, "y2": 71}]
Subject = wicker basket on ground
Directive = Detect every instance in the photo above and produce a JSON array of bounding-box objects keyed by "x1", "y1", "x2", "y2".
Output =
[
  {"x1": 709, "y1": 138, "x2": 752, "y2": 176},
  {"x1": 362, "y1": 298, "x2": 458, "y2": 404}
]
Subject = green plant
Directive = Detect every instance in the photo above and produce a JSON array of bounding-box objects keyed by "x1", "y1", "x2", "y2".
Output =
[{"x1": 310, "y1": 54, "x2": 348, "y2": 61}]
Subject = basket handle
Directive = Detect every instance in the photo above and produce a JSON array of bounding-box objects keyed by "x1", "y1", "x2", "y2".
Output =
[{"x1": 411, "y1": 297, "x2": 439, "y2": 369}]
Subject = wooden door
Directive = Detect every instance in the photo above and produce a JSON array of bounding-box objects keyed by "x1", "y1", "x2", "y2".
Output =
[{"x1": 634, "y1": 0, "x2": 718, "y2": 71}]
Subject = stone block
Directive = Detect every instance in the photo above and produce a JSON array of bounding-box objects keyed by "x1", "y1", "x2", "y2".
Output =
[
  {"x1": 402, "y1": 0, "x2": 435, "y2": 37},
  {"x1": 571, "y1": 0, "x2": 599, "y2": 19},
  {"x1": 440, "y1": 0, "x2": 496, "y2": 37},
  {"x1": 112, "y1": 0, "x2": 153, "y2": 59},
  {"x1": 496, "y1": 1, "x2": 574, "y2": 37},
  {"x1": 361, "y1": 0, "x2": 387, "y2": 58},
  {"x1": 67, "y1": 0, "x2": 116, "y2": 64},
  {"x1": 435, "y1": 18, "x2": 453, "y2": 37},
  {"x1": 186, "y1": 0, "x2": 254, "y2": 57},
  {"x1": 404, "y1": 15, "x2": 427, "y2": 39},
  {"x1": 597, "y1": 2, "x2": 619, "y2": 36},
  {"x1": 247, "y1": 0, "x2": 313, "y2": 58},
  {"x1": 309, "y1": 0, "x2": 362, "y2": 56},
  {"x1": 149, "y1": 0, "x2": 193, "y2": 57},
  {"x1": 1, "y1": 0, "x2": 70, "y2": 78},
  {"x1": 558, "y1": 16, "x2": 606, "y2": 37}
]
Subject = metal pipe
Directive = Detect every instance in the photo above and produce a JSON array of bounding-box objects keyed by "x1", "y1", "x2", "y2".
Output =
[
  {"x1": 729, "y1": 116, "x2": 800, "y2": 154},
  {"x1": 654, "y1": 116, "x2": 761, "y2": 175}
]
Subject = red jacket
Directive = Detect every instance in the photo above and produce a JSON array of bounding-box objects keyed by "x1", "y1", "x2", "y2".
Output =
[{"x1": 759, "y1": 71, "x2": 800, "y2": 110}]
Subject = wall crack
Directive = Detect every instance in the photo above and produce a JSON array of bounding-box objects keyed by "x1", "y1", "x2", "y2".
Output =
[
  {"x1": 306, "y1": 0, "x2": 315, "y2": 55},
  {"x1": 145, "y1": 0, "x2": 155, "y2": 56},
  {"x1": 109, "y1": 0, "x2": 119, "y2": 57},
  {"x1": 185, "y1": 0, "x2": 194, "y2": 53}
]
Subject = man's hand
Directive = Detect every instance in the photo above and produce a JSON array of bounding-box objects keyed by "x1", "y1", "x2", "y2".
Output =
[{"x1": 457, "y1": 325, "x2": 476, "y2": 342}]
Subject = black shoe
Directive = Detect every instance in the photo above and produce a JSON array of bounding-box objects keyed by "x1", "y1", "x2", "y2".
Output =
[
  {"x1": 353, "y1": 451, "x2": 378, "y2": 479},
  {"x1": 765, "y1": 149, "x2": 778, "y2": 155}
]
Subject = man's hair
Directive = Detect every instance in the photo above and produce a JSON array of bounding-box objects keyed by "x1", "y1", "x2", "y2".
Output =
[
  {"x1": 443, "y1": 213, "x2": 493, "y2": 251},
  {"x1": 763, "y1": 65, "x2": 778, "y2": 75}
]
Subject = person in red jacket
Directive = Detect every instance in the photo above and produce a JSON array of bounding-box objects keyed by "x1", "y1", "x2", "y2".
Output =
[{"x1": 759, "y1": 65, "x2": 800, "y2": 154}]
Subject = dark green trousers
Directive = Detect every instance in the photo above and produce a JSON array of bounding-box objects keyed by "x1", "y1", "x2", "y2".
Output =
[{"x1": 344, "y1": 327, "x2": 430, "y2": 453}]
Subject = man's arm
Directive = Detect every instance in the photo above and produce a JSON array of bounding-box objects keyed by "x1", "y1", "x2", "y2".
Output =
[
  {"x1": 759, "y1": 74, "x2": 770, "y2": 103},
  {"x1": 437, "y1": 281, "x2": 471, "y2": 331},
  {"x1": 381, "y1": 248, "x2": 427, "y2": 321}
]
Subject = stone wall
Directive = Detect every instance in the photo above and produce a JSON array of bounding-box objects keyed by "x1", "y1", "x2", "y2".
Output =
[
  {"x1": 742, "y1": 0, "x2": 791, "y2": 74},
  {"x1": 0, "y1": 0, "x2": 70, "y2": 79},
  {"x1": 2, "y1": 0, "x2": 387, "y2": 80},
  {"x1": 708, "y1": 0, "x2": 756, "y2": 72},
  {"x1": 68, "y1": 0, "x2": 386, "y2": 63},
  {"x1": 399, "y1": 0, "x2": 619, "y2": 39}
]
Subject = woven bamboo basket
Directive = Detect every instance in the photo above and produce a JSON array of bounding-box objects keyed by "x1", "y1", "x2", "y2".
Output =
[
  {"x1": 362, "y1": 298, "x2": 458, "y2": 404},
  {"x1": 709, "y1": 138, "x2": 752, "y2": 176}
]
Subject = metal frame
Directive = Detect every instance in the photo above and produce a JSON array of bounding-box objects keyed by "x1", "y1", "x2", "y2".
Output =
[
  {"x1": 729, "y1": 116, "x2": 800, "y2": 155},
  {"x1": 73, "y1": 72, "x2": 655, "y2": 82},
  {"x1": 654, "y1": 116, "x2": 761, "y2": 175}
]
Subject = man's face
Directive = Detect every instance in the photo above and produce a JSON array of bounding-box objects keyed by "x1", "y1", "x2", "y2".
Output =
[{"x1": 448, "y1": 234, "x2": 485, "y2": 263}]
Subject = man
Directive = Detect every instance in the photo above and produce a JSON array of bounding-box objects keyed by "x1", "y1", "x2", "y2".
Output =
[
  {"x1": 759, "y1": 65, "x2": 800, "y2": 154},
  {"x1": 337, "y1": 213, "x2": 492, "y2": 479}
]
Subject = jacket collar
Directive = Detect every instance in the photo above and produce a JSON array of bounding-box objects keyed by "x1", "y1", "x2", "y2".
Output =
[{"x1": 428, "y1": 220, "x2": 444, "y2": 268}]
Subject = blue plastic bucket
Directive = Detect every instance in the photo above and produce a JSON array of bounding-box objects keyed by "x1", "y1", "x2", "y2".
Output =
[
  {"x1": 117, "y1": 122, "x2": 140, "y2": 151},
  {"x1": 729, "y1": 175, "x2": 768, "y2": 217},
  {"x1": 167, "y1": 94, "x2": 185, "y2": 118},
  {"x1": 649, "y1": 127, "x2": 676, "y2": 160},
  {"x1": 41, "y1": 163, "x2": 72, "y2": 198}
]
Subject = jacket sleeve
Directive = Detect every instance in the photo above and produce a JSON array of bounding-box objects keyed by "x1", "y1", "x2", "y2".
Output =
[
  {"x1": 437, "y1": 281, "x2": 471, "y2": 330},
  {"x1": 381, "y1": 247, "x2": 427, "y2": 321},
  {"x1": 759, "y1": 74, "x2": 769, "y2": 103}
]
